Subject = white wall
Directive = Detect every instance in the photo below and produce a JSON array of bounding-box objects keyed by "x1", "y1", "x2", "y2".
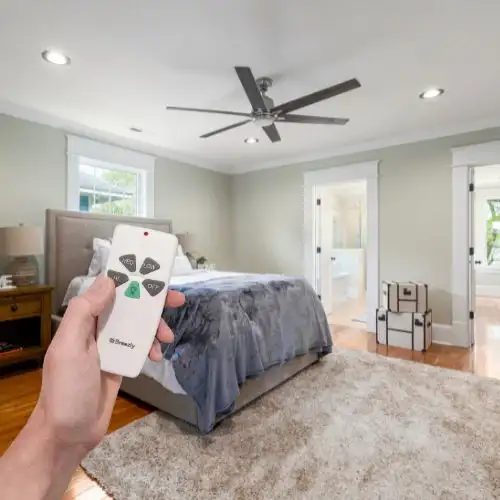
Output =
[
  {"x1": 0, "y1": 113, "x2": 233, "y2": 278},
  {"x1": 232, "y1": 127, "x2": 500, "y2": 325}
]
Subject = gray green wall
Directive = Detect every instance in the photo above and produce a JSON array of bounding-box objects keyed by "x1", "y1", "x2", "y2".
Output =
[
  {"x1": 4, "y1": 109, "x2": 500, "y2": 325},
  {"x1": 231, "y1": 127, "x2": 500, "y2": 325},
  {"x1": 0, "y1": 113, "x2": 232, "y2": 277}
]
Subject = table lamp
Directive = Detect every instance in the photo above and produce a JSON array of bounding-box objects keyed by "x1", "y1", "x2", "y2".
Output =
[{"x1": 0, "y1": 224, "x2": 43, "y2": 286}]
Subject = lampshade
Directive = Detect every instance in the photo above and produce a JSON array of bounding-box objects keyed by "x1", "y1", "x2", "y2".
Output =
[
  {"x1": 176, "y1": 232, "x2": 196, "y2": 253},
  {"x1": 0, "y1": 225, "x2": 43, "y2": 256}
]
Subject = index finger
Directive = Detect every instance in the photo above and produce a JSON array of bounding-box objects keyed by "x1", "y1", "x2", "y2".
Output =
[{"x1": 165, "y1": 290, "x2": 185, "y2": 308}]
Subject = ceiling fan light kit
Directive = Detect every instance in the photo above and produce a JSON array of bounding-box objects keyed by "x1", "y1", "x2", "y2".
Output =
[{"x1": 166, "y1": 66, "x2": 361, "y2": 143}]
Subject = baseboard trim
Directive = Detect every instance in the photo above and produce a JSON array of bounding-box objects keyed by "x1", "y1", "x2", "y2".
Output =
[
  {"x1": 432, "y1": 323, "x2": 454, "y2": 346},
  {"x1": 476, "y1": 285, "x2": 500, "y2": 297},
  {"x1": 432, "y1": 340, "x2": 453, "y2": 346}
]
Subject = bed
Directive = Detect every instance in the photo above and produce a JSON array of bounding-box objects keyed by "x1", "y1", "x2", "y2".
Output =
[{"x1": 45, "y1": 209, "x2": 332, "y2": 433}]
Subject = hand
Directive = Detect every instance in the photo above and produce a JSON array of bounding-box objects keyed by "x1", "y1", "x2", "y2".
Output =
[{"x1": 35, "y1": 275, "x2": 185, "y2": 456}]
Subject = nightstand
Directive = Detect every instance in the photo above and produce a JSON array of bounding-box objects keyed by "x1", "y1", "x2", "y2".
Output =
[{"x1": 0, "y1": 285, "x2": 53, "y2": 368}]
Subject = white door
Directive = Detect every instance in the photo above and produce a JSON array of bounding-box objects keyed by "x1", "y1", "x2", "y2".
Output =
[
  {"x1": 315, "y1": 185, "x2": 334, "y2": 315},
  {"x1": 469, "y1": 167, "x2": 476, "y2": 345}
]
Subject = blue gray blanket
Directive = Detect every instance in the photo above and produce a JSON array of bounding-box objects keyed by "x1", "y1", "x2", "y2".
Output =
[{"x1": 162, "y1": 273, "x2": 332, "y2": 433}]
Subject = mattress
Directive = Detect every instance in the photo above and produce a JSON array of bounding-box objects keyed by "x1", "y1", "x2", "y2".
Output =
[
  {"x1": 62, "y1": 269, "x2": 332, "y2": 432},
  {"x1": 60, "y1": 270, "x2": 272, "y2": 396},
  {"x1": 163, "y1": 270, "x2": 332, "y2": 432}
]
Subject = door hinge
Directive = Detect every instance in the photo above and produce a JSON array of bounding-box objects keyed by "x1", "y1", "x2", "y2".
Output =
[
  {"x1": 316, "y1": 198, "x2": 321, "y2": 206},
  {"x1": 318, "y1": 294, "x2": 322, "y2": 300},
  {"x1": 469, "y1": 183, "x2": 475, "y2": 192},
  {"x1": 316, "y1": 246, "x2": 321, "y2": 254},
  {"x1": 469, "y1": 247, "x2": 474, "y2": 256},
  {"x1": 470, "y1": 311, "x2": 475, "y2": 320}
]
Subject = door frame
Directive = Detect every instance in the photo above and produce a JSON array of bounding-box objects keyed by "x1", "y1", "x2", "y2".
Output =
[
  {"x1": 451, "y1": 140, "x2": 500, "y2": 347},
  {"x1": 303, "y1": 160, "x2": 380, "y2": 332}
]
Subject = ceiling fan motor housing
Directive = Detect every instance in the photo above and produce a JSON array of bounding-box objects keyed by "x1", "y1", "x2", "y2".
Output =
[{"x1": 249, "y1": 93, "x2": 275, "y2": 127}]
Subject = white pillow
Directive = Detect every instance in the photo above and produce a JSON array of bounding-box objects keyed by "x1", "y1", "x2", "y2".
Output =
[
  {"x1": 87, "y1": 237, "x2": 111, "y2": 277},
  {"x1": 171, "y1": 255, "x2": 193, "y2": 276},
  {"x1": 176, "y1": 243, "x2": 184, "y2": 257},
  {"x1": 61, "y1": 275, "x2": 97, "y2": 309}
]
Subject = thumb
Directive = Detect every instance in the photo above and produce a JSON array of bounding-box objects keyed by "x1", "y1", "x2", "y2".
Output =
[
  {"x1": 79, "y1": 275, "x2": 116, "y2": 317},
  {"x1": 60, "y1": 275, "x2": 115, "y2": 339}
]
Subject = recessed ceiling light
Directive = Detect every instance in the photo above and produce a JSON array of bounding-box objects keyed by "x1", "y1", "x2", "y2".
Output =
[
  {"x1": 244, "y1": 137, "x2": 259, "y2": 144},
  {"x1": 419, "y1": 87, "x2": 444, "y2": 100},
  {"x1": 41, "y1": 50, "x2": 71, "y2": 66},
  {"x1": 130, "y1": 127, "x2": 143, "y2": 133}
]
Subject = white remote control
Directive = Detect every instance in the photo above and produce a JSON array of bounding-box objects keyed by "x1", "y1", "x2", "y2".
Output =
[{"x1": 96, "y1": 224, "x2": 178, "y2": 378}]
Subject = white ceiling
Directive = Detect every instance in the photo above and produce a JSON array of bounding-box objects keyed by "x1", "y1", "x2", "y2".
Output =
[{"x1": 1, "y1": 0, "x2": 500, "y2": 174}]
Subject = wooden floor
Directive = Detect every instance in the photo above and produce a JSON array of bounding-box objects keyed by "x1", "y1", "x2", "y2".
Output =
[
  {"x1": 1, "y1": 295, "x2": 499, "y2": 499},
  {"x1": 0, "y1": 367, "x2": 152, "y2": 499}
]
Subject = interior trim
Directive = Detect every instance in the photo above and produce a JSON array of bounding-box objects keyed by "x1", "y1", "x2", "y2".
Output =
[
  {"x1": 2, "y1": 99, "x2": 500, "y2": 175},
  {"x1": 451, "y1": 140, "x2": 500, "y2": 347},
  {"x1": 303, "y1": 160, "x2": 379, "y2": 333}
]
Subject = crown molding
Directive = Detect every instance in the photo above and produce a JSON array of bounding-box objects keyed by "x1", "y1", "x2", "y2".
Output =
[
  {"x1": 3, "y1": 99, "x2": 500, "y2": 177},
  {"x1": 0, "y1": 100, "x2": 233, "y2": 174},
  {"x1": 234, "y1": 116, "x2": 500, "y2": 174}
]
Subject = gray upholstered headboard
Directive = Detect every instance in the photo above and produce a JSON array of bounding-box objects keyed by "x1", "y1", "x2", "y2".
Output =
[{"x1": 45, "y1": 209, "x2": 173, "y2": 313}]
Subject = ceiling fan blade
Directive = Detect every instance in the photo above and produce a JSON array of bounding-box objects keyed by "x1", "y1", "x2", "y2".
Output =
[
  {"x1": 272, "y1": 78, "x2": 361, "y2": 115},
  {"x1": 263, "y1": 124, "x2": 281, "y2": 143},
  {"x1": 166, "y1": 106, "x2": 250, "y2": 118},
  {"x1": 200, "y1": 119, "x2": 251, "y2": 139},
  {"x1": 235, "y1": 66, "x2": 267, "y2": 111},
  {"x1": 278, "y1": 114, "x2": 349, "y2": 125}
]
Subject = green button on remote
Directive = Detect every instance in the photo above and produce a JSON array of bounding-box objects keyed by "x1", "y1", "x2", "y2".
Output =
[{"x1": 125, "y1": 280, "x2": 141, "y2": 299}]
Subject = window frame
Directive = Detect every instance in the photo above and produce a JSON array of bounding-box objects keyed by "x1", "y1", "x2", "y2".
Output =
[{"x1": 66, "y1": 135, "x2": 155, "y2": 217}]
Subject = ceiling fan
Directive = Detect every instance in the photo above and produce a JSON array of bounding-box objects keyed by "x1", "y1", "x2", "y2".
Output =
[{"x1": 166, "y1": 66, "x2": 361, "y2": 143}]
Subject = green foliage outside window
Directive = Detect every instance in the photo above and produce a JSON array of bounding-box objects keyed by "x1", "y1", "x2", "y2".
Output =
[
  {"x1": 486, "y1": 199, "x2": 500, "y2": 265},
  {"x1": 91, "y1": 197, "x2": 137, "y2": 216},
  {"x1": 102, "y1": 170, "x2": 137, "y2": 190},
  {"x1": 90, "y1": 170, "x2": 138, "y2": 216}
]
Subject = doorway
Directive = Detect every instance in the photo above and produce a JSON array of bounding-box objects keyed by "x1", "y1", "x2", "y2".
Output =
[
  {"x1": 474, "y1": 166, "x2": 500, "y2": 296},
  {"x1": 316, "y1": 180, "x2": 367, "y2": 328},
  {"x1": 451, "y1": 141, "x2": 500, "y2": 348},
  {"x1": 303, "y1": 161, "x2": 379, "y2": 333},
  {"x1": 472, "y1": 165, "x2": 500, "y2": 353}
]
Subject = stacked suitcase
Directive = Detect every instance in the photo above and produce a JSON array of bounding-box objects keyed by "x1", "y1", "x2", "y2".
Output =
[{"x1": 376, "y1": 282, "x2": 432, "y2": 352}]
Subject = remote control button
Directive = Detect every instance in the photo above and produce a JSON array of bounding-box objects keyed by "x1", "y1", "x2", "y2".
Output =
[
  {"x1": 125, "y1": 281, "x2": 141, "y2": 299},
  {"x1": 119, "y1": 254, "x2": 136, "y2": 272},
  {"x1": 107, "y1": 270, "x2": 129, "y2": 288},
  {"x1": 142, "y1": 279, "x2": 165, "y2": 297},
  {"x1": 140, "y1": 257, "x2": 160, "y2": 275}
]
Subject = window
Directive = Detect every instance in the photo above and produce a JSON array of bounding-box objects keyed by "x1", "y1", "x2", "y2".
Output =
[
  {"x1": 486, "y1": 198, "x2": 500, "y2": 266},
  {"x1": 67, "y1": 135, "x2": 155, "y2": 217}
]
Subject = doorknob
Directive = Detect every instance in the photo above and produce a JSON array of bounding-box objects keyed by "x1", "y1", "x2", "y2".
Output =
[
  {"x1": 475, "y1": 260, "x2": 482, "y2": 265},
  {"x1": 330, "y1": 257, "x2": 336, "y2": 261}
]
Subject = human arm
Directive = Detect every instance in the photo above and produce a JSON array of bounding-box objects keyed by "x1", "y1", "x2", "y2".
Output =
[{"x1": 0, "y1": 275, "x2": 184, "y2": 500}]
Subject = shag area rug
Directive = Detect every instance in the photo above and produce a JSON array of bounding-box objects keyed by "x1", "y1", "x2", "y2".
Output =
[{"x1": 82, "y1": 348, "x2": 500, "y2": 499}]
